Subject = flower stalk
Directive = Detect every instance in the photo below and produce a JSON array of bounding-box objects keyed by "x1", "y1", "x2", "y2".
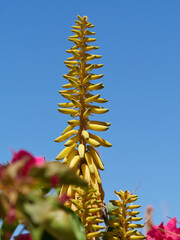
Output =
[
  {"x1": 55, "y1": 15, "x2": 111, "y2": 201},
  {"x1": 105, "y1": 190, "x2": 146, "y2": 240}
]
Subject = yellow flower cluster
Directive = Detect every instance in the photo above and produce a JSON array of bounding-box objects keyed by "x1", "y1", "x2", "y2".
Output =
[
  {"x1": 55, "y1": 15, "x2": 111, "y2": 200},
  {"x1": 105, "y1": 190, "x2": 146, "y2": 240}
]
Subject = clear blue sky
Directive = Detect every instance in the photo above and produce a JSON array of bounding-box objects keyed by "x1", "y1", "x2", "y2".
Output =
[{"x1": 1, "y1": 0, "x2": 180, "y2": 229}]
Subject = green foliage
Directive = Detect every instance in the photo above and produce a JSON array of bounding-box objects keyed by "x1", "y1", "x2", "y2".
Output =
[
  {"x1": 0, "y1": 153, "x2": 87, "y2": 240},
  {"x1": 22, "y1": 195, "x2": 85, "y2": 240}
]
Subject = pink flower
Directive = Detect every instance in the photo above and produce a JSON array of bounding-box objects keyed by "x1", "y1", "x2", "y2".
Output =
[
  {"x1": 58, "y1": 194, "x2": 70, "y2": 205},
  {"x1": 11, "y1": 150, "x2": 45, "y2": 176},
  {"x1": 14, "y1": 233, "x2": 32, "y2": 240},
  {"x1": 6, "y1": 207, "x2": 17, "y2": 224},
  {"x1": 50, "y1": 175, "x2": 60, "y2": 188},
  {"x1": 147, "y1": 217, "x2": 180, "y2": 240}
]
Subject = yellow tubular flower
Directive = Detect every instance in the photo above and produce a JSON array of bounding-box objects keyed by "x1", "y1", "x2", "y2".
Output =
[{"x1": 55, "y1": 15, "x2": 111, "y2": 200}]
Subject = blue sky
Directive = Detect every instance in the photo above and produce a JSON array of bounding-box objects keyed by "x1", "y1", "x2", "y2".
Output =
[{"x1": 1, "y1": 0, "x2": 180, "y2": 231}]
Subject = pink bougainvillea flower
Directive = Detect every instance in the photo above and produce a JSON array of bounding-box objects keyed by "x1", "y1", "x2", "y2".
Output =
[
  {"x1": 58, "y1": 194, "x2": 70, "y2": 205},
  {"x1": 164, "y1": 218, "x2": 180, "y2": 240},
  {"x1": 11, "y1": 150, "x2": 45, "y2": 176},
  {"x1": 50, "y1": 174, "x2": 60, "y2": 188},
  {"x1": 6, "y1": 207, "x2": 17, "y2": 224},
  {"x1": 14, "y1": 233, "x2": 32, "y2": 240},
  {"x1": 147, "y1": 222, "x2": 165, "y2": 240},
  {"x1": 147, "y1": 217, "x2": 180, "y2": 240}
]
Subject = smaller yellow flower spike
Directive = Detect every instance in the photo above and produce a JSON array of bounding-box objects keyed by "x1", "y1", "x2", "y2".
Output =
[{"x1": 105, "y1": 190, "x2": 147, "y2": 240}]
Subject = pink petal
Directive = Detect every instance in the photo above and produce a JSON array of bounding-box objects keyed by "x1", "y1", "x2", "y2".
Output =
[
  {"x1": 165, "y1": 218, "x2": 180, "y2": 240},
  {"x1": 14, "y1": 233, "x2": 32, "y2": 240},
  {"x1": 11, "y1": 150, "x2": 45, "y2": 176},
  {"x1": 147, "y1": 218, "x2": 180, "y2": 240},
  {"x1": 147, "y1": 223, "x2": 165, "y2": 240},
  {"x1": 165, "y1": 217, "x2": 177, "y2": 232},
  {"x1": 11, "y1": 150, "x2": 34, "y2": 164},
  {"x1": 50, "y1": 175, "x2": 60, "y2": 188},
  {"x1": 58, "y1": 194, "x2": 70, "y2": 204},
  {"x1": 34, "y1": 156, "x2": 45, "y2": 167},
  {"x1": 6, "y1": 208, "x2": 16, "y2": 224}
]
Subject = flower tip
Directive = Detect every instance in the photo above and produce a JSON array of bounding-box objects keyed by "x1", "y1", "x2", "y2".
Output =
[
  {"x1": 83, "y1": 16, "x2": 88, "y2": 21},
  {"x1": 11, "y1": 149, "x2": 32, "y2": 163},
  {"x1": 34, "y1": 156, "x2": 45, "y2": 166},
  {"x1": 10, "y1": 150, "x2": 45, "y2": 176}
]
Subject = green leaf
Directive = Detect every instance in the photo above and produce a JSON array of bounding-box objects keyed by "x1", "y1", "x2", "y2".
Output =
[
  {"x1": 21, "y1": 194, "x2": 86, "y2": 240},
  {"x1": 106, "y1": 202, "x2": 119, "y2": 222},
  {"x1": 68, "y1": 209, "x2": 86, "y2": 240},
  {"x1": 30, "y1": 226, "x2": 43, "y2": 240},
  {"x1": 54, "y1": 187, "x2": 61, "y2": 196},
  {"x1": 106, "y1": 202, "x2": 119, "y2": 213},
  {"x1": 44, "y1": 208, "x2": 86, "y2": 240},
  {"x1": 21, "y1": 195, "x2": 54, "y2": 226}
]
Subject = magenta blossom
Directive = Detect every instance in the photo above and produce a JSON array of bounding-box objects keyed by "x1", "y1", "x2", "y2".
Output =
[
  {"x1": 50, "y1": 174, "x2": 60, "y2": 188},
  {"x1": 14, "y1": 233, "x2": 32, "y2": 240},
  {"x1": 11, "y1": 150, "x2": 45, "y2": 176},
  {"x1": 147, "y1": 217, "x2": 180, "y2": 240},
  {"x1": 58, "y1": 194, "x2": 70, "y2": 205},
  {"x1": 6, "y1": 207, "x2": 17, "y2": 224}
]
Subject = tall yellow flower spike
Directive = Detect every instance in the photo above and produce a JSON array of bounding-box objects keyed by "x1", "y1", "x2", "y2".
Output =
[{"x1": 55, "y1": 15, "x2": 111, "y2": 200}]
